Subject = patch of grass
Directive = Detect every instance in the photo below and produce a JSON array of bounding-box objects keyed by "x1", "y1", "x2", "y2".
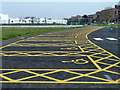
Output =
[
  {"x1": 91, "y1": 24, "x2": 120, "y2": 27},
  {"x1": 1, "y1": 27, "x2": 83, "y2": 41}
]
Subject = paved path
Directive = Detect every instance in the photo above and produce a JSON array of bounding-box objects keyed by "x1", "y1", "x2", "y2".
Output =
[{"x1": 0, "y1": 27, "x2": 120, "y2": 88}]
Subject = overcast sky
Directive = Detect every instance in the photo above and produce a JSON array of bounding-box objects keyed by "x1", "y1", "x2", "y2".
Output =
[
  {"x1": 2, "y1": 1, "x2": 119, "y2": 19},
  {"x1": 1, "y1": 0, "x2": 120, "y2": 2}
]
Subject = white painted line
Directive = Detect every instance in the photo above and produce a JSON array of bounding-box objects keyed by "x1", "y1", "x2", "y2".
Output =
[
  {"x1": 106, "y1": 38, "x2": 118, "y2": 41},
  {"x1": 104, "y1": 75, "x2": 113, "y2": 81},
  {"x1": 94, "y1": 38, "x2": 103, "y2": 41},
  {"x1": 110, "y1": 28, "x2": 113, "y2": 30}
]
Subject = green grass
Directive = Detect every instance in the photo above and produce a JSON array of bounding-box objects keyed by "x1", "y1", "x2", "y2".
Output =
[
  {"x1": 1, "y1": 27, "x2": 83, "y2": 41},
  {"x1": 91, "y1": 24, "x2": 120, "y2": 27}
]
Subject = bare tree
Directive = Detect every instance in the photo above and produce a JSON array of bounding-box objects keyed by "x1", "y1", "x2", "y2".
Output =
[
  {"x1": 101, "y1": 7, "x2": 115, "y2": 24},
  {"x1": 82, "y1": 15, "x2": 88, "y2": 23}
]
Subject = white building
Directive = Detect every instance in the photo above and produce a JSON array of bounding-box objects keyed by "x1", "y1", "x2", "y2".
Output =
[
  {"x1": 7, "y1": 16, "x2": 68, "y2": 25},
  {"x1": 9, "y1": 18, "x2": 32, "y2": 24},
  {"x1": 0, "y1": 13, "x2": 67, "y2": 24},
  {"x1": 0, "y1": 13, "x2": 9, "y2": 24},
  {"x1": 9, "y1": 18, "x2": 20, "y2": 24},
  {"x1": 46, "y1": 19, "x2": 67, "y2": 24},
  {"x1": 39, "y1": 18, "x2": 46, "y2": 24}
]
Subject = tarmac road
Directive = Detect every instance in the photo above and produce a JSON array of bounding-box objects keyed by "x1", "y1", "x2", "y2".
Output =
[
  {"x1": 0, "y1": 27, "x2": 120, "y2": 89},
  {"x1": 88, "y1": 26, "x2": 120, "y2": 58}
]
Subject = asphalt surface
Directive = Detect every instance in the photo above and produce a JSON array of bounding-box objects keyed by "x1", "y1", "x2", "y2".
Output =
[
  {"x1": 88, "y1": 26, "x2": 120, "y2": 58},
  {"x1": 0, "y1": 27, "x2": 120, "y2": 89}
]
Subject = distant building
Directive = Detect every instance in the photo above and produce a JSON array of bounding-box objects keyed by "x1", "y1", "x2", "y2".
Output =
[
  {"x1": 39, "y1": 18, "x2": 46, "y2": 24},
  {"x1": 68, "y1": 15, "x2": 82, "y2": 22},
  {"x1": 88, "y1": 14, "x2": 96, "y2": 24},
  {"x1": 9, "y1": 18, "x2": 20, "y2": 24},
  {"x1": 9, "y1": 17, "x2": 67, "y2": 25},
  {"x1": 115, "y1": 1, "x2": 120, "y2": 24},
  {"x1": 94, "y1": 8, "x2": 116, "y2": 24},
  {"x1": 67, "y1": 15, "x2": 85, "y2": 25},
  {"x1": 9, "y1": 18, "x2": 32, "y2": 24},
  {"x1": 46, "y1": 19, "x2": 67, "y2": 24},
  {"x1": 0, "y1": 13, "x2": 9, "y2": 24},
  {"x1": 94, "y1": 11, "x2": 102, "y2": 24}
]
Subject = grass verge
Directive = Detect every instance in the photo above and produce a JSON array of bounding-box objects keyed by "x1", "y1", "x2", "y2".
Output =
[{"x1": 1, "y1": 27, "x2": 83, "y2": 41}]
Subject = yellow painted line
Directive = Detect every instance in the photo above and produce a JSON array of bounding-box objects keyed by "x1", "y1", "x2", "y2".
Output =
[
  {"x1": 85, "y1": 27, "x2": 120, "y2": 71},
  {"x1": 75, "y1": 40, "x2": 78, "y2": 44},
  {"x1": 87, "y1": 56, "x2": 102, "y2": 70},
  {"x1": 0, "y1": 70, "x2": 22, "y2": 75},
  {"x1": 89, "y1": 52, "x2": 106, "y2": 57},
  {"x1": 63, "y1": 75, "x2": 83, "y2": 82},
  {"x1": 86, "y1": 27, "x2": 120, "y2": 60},
  {"x1": 103, "y1": 61, "x2": 120, "y2": 70},
  {"x1": 0, "y1": 39, "x2": 25, "y2": 49},
  {"x1": 78, "y1": 46, "x2": 84, "y2": 52},
  {"x1": 75, "y1": 40, "x2": 102, "y2": 70},
  {"x1": 0, "y1": 75, "x2": 14, "y2": 81},
  {"x1": 0, "y1": 69, "x2": 97, "y2": 71},
  {"x1": 1, "y1": 51, "x2": 95, "y2": 56},
  {"x1": 8, "y1": 43, "x2": 78, "y2": 47},
  {"x1": 97, "y1": 62, "x2": 120, "y2": 68},
  {"x1": 75, "y1": 40, "x2": 84, "y2": 52},
  {"x1": 61, "y1": 70, "x2": 94, "y2": 82},
  {"x1": 75, "y1": 35, "x2": 77, "y2": 38},
  {"x1": 1, "y1": 27, "x2": 120, "y2": 84},
  {"x1": 86, "y1": 75, "x2": 114, "y2": 82},
  {"x1": 62, "y1": 60, "x2": 74, "y2": 63},
  {"x1": 61, "y1": 47, "x2": 78, "y2": 50},
  {"x1": 15, "y1": 75, "x2": 39, "y2": 81},
  {"x1": 95, "y1": 56, "x2": 112, "y2": 62},
  {"x1": 0, "y1": 66, "x2": 117, "y2": 83},
  {"x1": 116, "y1": 78, "x2": 120, "y2": 82},
  {"x1": 104, "y1": 70, "x2": 120, "y2": 75},
  {"x1": 62, "y1": 59, "x2": 89, "y2": 64},
  {"x1": 105, "y1": 58, "x2": 120, "y2": 61},
  {"x1": 0, "y1": 81, "x2": 119, "y2": 84},
  {"x1": 16, "y1": 70, "x2": 61, "y2": 82}
]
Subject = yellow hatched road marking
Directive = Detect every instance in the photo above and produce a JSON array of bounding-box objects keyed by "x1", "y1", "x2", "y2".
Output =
[
  {"x1": 1, "y1": 81, "x2": 119, "y2": 84},
  {"x1": 97, "y1": 62, "x2": 120, "y2": 68},
  {"x1": 0, "y1": 69, "x2": 118, "y2": 83},
  {"x1": 1, "y1": 27, "x2": 120, "y2": 84}
]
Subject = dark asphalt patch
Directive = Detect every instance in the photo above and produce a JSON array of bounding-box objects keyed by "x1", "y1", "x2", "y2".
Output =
[
  {"x1": 5, "y1": 71, "x2": 35, "y2": 80},
  {"x1": 2, "y1": 46, "x2": 80, "y2": 51},
  {"x1": 91, "y1": 71, "x2": 119, "y2": 81},
  {"x1": 46, "y1": 71, "x2": 79, "y2": 80},
  {"x1": 18, "y1": 41, "x2": 74, "y2": 44},
  {"x1": 2, "y1": 56, "x2": 98, "y2": 69},
  {"x1": 69, "y1": 76, "x2": 107, "y2": 82}
]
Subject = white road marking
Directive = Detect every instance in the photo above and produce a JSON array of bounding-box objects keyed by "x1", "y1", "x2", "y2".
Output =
[
  {"x1": 106, "y1": 38, "x2": 117, "y2": 41},
  {"x1": 94, "y1": 38, "x2": 103, "y2": 41},
  {"x1": 104, "y1": 75, "x2": 113, "y2": 81},
  {"x1": 110, "y1": 28, "x2": 113, "y2": 30}
]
